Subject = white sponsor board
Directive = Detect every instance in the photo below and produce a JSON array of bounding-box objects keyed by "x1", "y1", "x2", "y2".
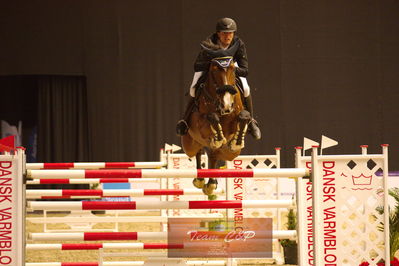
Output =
[
  {"x1": 0, "y1": 149, "x2": 24, "y2": 266},
  {"x1": 296, "y1": 146, "x2": 390, "y2": 266}
]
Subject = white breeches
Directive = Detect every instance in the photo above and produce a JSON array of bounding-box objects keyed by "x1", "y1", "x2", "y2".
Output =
[{"x1": 189, "y1": 71, "x2": 250, "y2": 98}]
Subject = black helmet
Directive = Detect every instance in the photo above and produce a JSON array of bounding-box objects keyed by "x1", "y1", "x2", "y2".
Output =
[{"x1": 216, "y1": 17, "x2": 237, "y2": 32}]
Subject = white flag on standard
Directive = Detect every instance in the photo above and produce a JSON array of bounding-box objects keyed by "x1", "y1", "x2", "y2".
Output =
[
  {"x1": 321, "y1": 135, "x2": 338, "y2": 151},
  {"x1": 164, "y1": 143, "x2": 182, "y2": 153},
  {"x1": 303, "y1": 137, "x2": 319, "y2": 151}
]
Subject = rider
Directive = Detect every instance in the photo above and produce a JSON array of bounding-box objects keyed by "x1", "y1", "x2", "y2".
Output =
[{"x1": 176, "y1": 17, "x2": 261, "y2": 140}]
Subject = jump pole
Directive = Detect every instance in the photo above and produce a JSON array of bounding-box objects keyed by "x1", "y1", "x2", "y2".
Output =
[
  {"x1": 27, "y1": 199, "x2": 294, "y2": 211},
  {"x1": 29, "y1": 230, "x2": 296, "y2": 241},
  {"x1": 26, "y1": 168, "x2": 309, "y2": 179},
  {"x1": 26, "y1": 188, "x2": 225, "y2": 199},
  {"x1": 26, "y1": 161, "x2": 166, "y2": 169},
  {"x1": 26, "y1": 243, "x2": 185, "y2": 250},
  {"x1": 27, "y1": 178, "x2": 160, "y2": 184},
  {"x1": 26, "y1": 263, "x2": 146, "y2": 266},
  {"x1": 25, "y1": 261, "x2": 226, "y2": 266}
]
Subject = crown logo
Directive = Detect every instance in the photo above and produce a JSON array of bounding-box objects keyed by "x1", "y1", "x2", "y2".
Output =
[{"x1": 352, "y1": 174, "x2": 372, "y2": 186}]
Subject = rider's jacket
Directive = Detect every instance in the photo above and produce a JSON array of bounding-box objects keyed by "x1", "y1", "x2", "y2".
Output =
[{"x1": 193, "y1": 34, "x2": 249, "y2": 77}]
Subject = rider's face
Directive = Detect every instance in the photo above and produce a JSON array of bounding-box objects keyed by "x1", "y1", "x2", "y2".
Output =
[{"x1": 217, "y1": 31, "x2": 234, "y2": 47}]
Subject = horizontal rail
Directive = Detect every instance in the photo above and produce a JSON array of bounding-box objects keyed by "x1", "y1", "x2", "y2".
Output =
[
  {"x1": 29, "y1": 232, "x2": 167, "y2": 241},
  {"x1": 26, "y1": 214, "x2": 224, "y2": 224},
  {"x1": 26, "y1": 188, "x2": 224, "y2": 199},
  {"x1": 27, "y1": 178, "x2": 160, "y2": 184},
  {"x1": 25, "y1": 260, "x2": 226, "y2": 266},
  {"x1": 27, "y1": 199, "x2": 295, "y2": 211},
  {"x1": 26, "y1": 162, "x2": 166, "y2": 170},
  {"x1": 27, "y1": 168, "x2": 309, "y2": 179},
  {"x1": 26, "y1": 243, "x2": 185, "y2": 250},
  {"x1": 29, "y1": 230, "x2": 296, "y2": 241}
]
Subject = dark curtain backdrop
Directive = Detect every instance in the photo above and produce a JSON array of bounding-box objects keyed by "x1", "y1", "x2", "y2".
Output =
[
  {"x1": 37, "y1": 76, "x2": 90, "y2": 162},
  {"x1": 1, "y1": 0, "x2": 398, "y2": 169}
]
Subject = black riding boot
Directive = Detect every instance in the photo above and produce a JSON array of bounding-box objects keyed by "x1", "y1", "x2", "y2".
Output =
[
  {"x1": 243, "y1": 95, "x2": 261, "y2": 140},
  {"x1": 176, "y1": 96, "x2": 196, "y2": 136}
]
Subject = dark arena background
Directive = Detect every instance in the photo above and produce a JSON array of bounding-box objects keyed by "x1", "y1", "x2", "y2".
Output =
[{"x1": 1, "y1": 0, "x2": 398, "y2": 169}]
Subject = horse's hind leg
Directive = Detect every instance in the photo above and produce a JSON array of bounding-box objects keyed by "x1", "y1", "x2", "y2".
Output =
[
  {"x1": 192, "y1": 150, "x2": 205, "y2": 189},
  {"x1": 202, "y1": 153, "x2": 218, "y2": 196},
  {"x1": 229, "y1": 110, "x2": 251, "y2": 151}
]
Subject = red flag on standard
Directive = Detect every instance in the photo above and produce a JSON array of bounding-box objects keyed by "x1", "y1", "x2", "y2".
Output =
[{"x1": 0, "y1": 135, "x2": 15, "y2": 153}]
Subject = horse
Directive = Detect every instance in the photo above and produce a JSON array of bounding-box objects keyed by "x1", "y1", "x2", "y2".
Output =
[{"x1": 181, "y1": 43, "x2": 252, "y2": 196}]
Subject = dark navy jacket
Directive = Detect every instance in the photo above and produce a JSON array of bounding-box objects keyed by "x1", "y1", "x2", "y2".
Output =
[{"x1": 193, "y1": 33, "x2": 249, "y2": 77}]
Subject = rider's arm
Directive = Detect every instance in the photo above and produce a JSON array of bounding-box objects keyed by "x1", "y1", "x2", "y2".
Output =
[{"x1": 235, "y1": 40, "x2": 249, "y2": 77}]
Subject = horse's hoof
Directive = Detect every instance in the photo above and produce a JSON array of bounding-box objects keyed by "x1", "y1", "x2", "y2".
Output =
[
  {"x1": 202, "y1": 183, "x2": 217, "y2": 196},
  {"x1": 229, "y1": 139, "x2": 245, "y2": 151},
  {"x1": 193, "y1": 178, "x2": 205, "y2": 189},
  {"x1": 208, "y1": 194, "x2": 218, "y2": 200},
  {"x1": 210, "y1": 138, "x2": 226, "y2": 149}
]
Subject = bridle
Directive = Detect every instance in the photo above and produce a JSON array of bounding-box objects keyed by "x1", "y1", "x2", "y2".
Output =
[{"x1": 199, "y1": 56, "x2": 237, "y2": 115}]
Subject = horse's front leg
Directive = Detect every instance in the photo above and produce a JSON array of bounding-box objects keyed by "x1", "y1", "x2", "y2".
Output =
[
  {"x1": 229, "y1": 110, "x2": 251, "y2": 151},
  {"x1": 193, "y1": 151, "x2": 206, "y2": 189},
  {"x1": 207, "y1": 113, "x2": 227, "y2": 149},
  {"x1": 202, "y1": 153, "x2": 218, "y2": 197}
]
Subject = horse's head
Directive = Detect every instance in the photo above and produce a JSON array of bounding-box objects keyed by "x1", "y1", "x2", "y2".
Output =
[
  {"x1": 200, "y1": 42, "x2": 240, "y2": 116},
  {"x1": 208, "y1": 56, "x2": 238, "y2": 115}
]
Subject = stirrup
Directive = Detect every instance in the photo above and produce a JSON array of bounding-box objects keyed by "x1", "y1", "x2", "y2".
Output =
[{"x1": 176, "y1": 120, "x2": 189, "y2": 136}]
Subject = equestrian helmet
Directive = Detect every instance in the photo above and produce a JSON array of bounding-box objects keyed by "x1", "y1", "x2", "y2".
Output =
[{"x1": 216, "y1": 17, "x2": 237, "y2": 32}]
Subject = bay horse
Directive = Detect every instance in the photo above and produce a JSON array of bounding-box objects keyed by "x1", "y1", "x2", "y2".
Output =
[{"x1": 181, "y1": 43, "x2": 251, "y2": 196}]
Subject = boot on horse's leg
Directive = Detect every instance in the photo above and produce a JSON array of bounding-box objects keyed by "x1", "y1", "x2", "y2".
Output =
[
  {"x1": 229, "y1": 110, "x2": 251, "y2": 151},
  {"x1": 203, "y1": 178, "x2": 218, "y2": 196},
  {"x1": 207, "y1": 113, "x2": 226, "y2": 149},
  {"x1": 176, "y1": 96, "x2": 196, "y2": 136},
  {"x1": 193, "y1": 152, "x2": 206, "y2": 189},
  {"x1": 243, "y1": 95, "x2": 261, "y2": 140}
]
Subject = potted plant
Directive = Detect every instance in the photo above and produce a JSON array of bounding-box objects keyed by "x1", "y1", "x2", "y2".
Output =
[
  {"x1": 376, "y1": 188, "x2": 399, "y2": 264},
  {"x1": 280, "y1": 208, "x2": 298, "y2": 265},
  {"x1": 360, "y1": 188, "x2": 399, "y2": 265}
]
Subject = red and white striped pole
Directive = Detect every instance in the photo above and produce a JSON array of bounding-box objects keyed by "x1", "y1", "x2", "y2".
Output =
[
  {"x1": 25, "y1": 263, "x2": 145, "y2": 266},
  {"x1": 27, "y1": 168, "x2": 309, "y2": 179},
  {"x1": 27, "y1": 178, "x2": 159, "y2": 185},
  {"x1": 25, "y1": 261, "x2": 226, "y2": 266},
  {"x1": 27, "y1": 199, "x2": 294, "y2": 211},
  {"x1": 26, "y1": 162, "x2": 166, "y2": 170},
  {"x1": 26, "y1": 243, "x2": 185, "y2": 250},
  {"x1": 29, "y1": 232, "x2": 167, "y2": 241},
  {"x1": 26, "y1": 188, "x2": 225, "y2": 199},
  {"x1": 29, "y1": 230, "x2": 296, "y2": 241}
]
